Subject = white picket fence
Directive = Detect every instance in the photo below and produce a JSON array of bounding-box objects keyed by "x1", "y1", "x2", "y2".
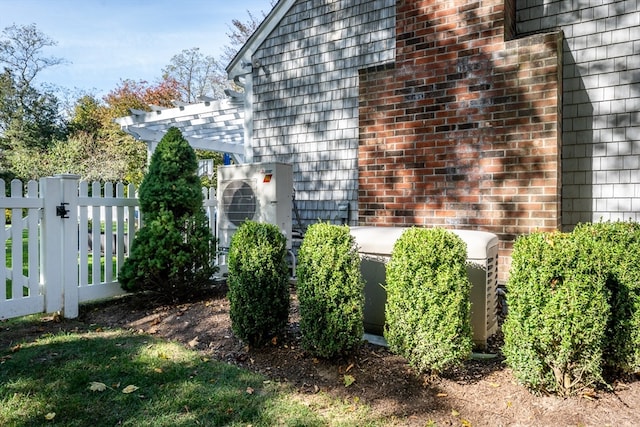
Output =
[{"x1": 0, "y1": 174, "x2": 217, "y2": 321}]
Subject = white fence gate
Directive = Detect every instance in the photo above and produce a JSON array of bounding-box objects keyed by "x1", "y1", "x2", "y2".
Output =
[{"x1": 1, "y1": 174, "x2": 217, "y2": 321}]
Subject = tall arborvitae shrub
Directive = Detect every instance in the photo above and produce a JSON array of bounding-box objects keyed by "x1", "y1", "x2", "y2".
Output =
[
  {"x1": 227, "y1": 221, "x2": 289, "y2": 347},
  {"x1": 296, "y1": 222, "x2": 364, "y2": 358},
  {"x1": 384, "y1": 227, "x2": 472, "y2": 374},
  {"x1": 502, "y1": 231, "x2": 610, "y2": 395},
  {"x1": 119, "y1": 127, "x2": 216, "y2": 301}
]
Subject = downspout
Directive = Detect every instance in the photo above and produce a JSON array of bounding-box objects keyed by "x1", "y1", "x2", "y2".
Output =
[{"x1": 234, "y1": 66, "x2": 254, "y2": 164}]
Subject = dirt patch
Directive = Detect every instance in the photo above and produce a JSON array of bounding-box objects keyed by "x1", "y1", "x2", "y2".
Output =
[{"x1": 2, "y1": 286, "x2": 639, "y2": 426}]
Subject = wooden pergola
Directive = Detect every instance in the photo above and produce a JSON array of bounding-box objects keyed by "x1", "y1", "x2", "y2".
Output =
[{"x1": 114, "y1": 95, "x2": 247, "y2": 163}]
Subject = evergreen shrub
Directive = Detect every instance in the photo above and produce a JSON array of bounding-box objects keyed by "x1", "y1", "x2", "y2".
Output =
[
  {"x1": 384, "y1": 227, "x2": 473, "y2": 374},
  {"x1": 572, "y1": 221, "x2": 640, "y2": 374},
  {"x1": 503, "y1": 222, "x2": 640, "y2": 395},
  {"x1": 227, "y1": 220, "x2": 290, "y2": 347},
  {"x1": 119, "y1": 127, "x2": 216, "y2": 302},
  {"x1": 503, "y1": 231, "x2": 610, "y2": 395},
  {"x1": 296, "y1": 222, "x2": 364, "y2": 358}
]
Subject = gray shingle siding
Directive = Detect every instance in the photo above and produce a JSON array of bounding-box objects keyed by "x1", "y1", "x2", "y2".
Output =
[
  {"x1": 251, "y1": 0, "x2": 395, "y2": 226},
  {"x1": 518, "y1": 0, "x2": 640, "y2": 227}
]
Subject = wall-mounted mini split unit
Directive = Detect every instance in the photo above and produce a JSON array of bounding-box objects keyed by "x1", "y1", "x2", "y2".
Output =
[{"x1": 217, "y1": 162, "x2": 293, "y2": 249}]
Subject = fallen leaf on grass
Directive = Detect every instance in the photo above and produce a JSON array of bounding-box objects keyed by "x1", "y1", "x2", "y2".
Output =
[
  {"x1": 343, "y1": 374, "x2": 355, "y2": 387},
  {"x1": 44, "y1": 412, "x2": 56, "y2": 421},
  {"x1": 188, "y1": 336, "x2": 200, "y2": 347},
  {"x1": 246, "y1": 387, "x2": 254, "y2": 395},
  {"x1": 122, "y1": 385, "x2": 139, "y2": 394},
  {"x1": 89, "y1": 381, "x2": 107, "y2": 392},
  {"x1": 461, "y1": 419, "x2": 472, "y2": 427},
  {"x1": 451, "y1": 409, "x2": 460, "y2": 417}
]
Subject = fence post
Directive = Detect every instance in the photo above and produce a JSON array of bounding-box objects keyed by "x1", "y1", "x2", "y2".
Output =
[
  {"x1": 41, "y1": 174, "x2": 81, "y2": 318},
  {"x1": 203, "y1": 187, "x2": 217, "y2": 241}
]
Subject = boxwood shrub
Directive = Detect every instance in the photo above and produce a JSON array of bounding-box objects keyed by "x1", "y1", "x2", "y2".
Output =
[
  {"x1": 572, "y1": 221, "x2": 640, "y2": 375},
  {"x1": 227, "y1": 221, "x2": 290, "y2": 347},
  {"x1": 296, "y1": 222, "x2": 364, "y2": 358},
  {"x1": 384, "y1": 227, "x2": 473, "y2": 374},
  {"x1": 502, "y1": 231, "x2": 610, "y2": 395}
]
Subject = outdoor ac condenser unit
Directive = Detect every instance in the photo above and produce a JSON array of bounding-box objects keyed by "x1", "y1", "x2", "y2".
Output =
[
  {"x1": 217, "y1": 162, "x2": 293, "y2": 249},
  {"x1": 349, "y1": 226, "x2": 499, "y2": 349}
]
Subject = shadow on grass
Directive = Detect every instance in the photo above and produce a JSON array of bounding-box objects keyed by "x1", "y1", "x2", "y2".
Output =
[{"x1": 0, "y1": 329, "x2": 327, "y2": 427}]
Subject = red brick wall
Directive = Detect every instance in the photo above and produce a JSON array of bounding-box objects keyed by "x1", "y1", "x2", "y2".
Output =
[{"x1": 358, "y1": 0, "x2": 562, "y2": 282}]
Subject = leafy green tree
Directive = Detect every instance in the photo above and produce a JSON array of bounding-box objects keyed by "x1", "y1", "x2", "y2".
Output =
[
  {"x1": 0, "y1": 24, "x2": 67, "y2": 152},
  {"x1": 68, "y1": 95, "x2": 102, "y2": 136},
  {"x1": 1, "y1": 84, "x2": 65, "y2": 150},
  {"x1": 19, "y1": 79, "x2": 180, "y2": 185},
  {"x1": 119, "y1": 127, "x2": 217, "y2": 302},
  {"x1": 94, "y1": 79, "x2": 180, "y2": 184}
]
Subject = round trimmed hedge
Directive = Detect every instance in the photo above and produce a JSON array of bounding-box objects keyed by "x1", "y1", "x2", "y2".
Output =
[
  {"x1": 384, "y1": 227, "x2": 473, "y2": 374},
  {"x1": 296, "y1": 222, "x2": 364, "y2": 358},
  {"x1": 227, "y1": 221, "x2": 290, "y2": 347},
  {"x1": 503, "y1": 222, "x2": 640, "y2": 395}
]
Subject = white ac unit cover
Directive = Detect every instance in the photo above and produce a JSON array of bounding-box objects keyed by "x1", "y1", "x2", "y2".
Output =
[
  {"x1": 217, "y1": 162, "x2": 293, "y2": 249},
  {"x1": 349, "y1": 226, "x2": 499, "y2": 349}
]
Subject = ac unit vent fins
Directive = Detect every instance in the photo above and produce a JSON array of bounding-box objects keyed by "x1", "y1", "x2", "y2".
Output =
[{"x1": 222, "y1": 180, "x2": 256, "y2": 226}]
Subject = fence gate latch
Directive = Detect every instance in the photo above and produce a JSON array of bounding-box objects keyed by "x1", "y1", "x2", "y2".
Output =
[{"x1": 56, "y1": 203, "x2": 69, "y2": 219}]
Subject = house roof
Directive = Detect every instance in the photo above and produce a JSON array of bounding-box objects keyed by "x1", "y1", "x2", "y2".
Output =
[
  {"x1": 114, "y1": 96, "x2": 245, "y2": 160},
  {"x1": 226, "y1": 0, "x2": 296, "y2": 79}
]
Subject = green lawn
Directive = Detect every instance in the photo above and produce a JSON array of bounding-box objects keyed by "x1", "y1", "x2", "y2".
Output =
[
  {"x1": 4, "y1": 230, "x2": 119, "y2": 299},
  {"x1": 4, "y1": 230, "x2": 30, "y2": 299},
  {"x1": 0, "y1": 324, "x2": 387, "y2": 426}
]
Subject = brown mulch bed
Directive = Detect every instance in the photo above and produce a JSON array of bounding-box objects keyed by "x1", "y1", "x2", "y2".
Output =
[{"x1": 2, "y1": 285, "x2": 639, "y2": 426}]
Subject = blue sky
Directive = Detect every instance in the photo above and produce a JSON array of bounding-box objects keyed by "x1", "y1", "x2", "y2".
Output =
[{"x1": 0, "y1": 0, "x2": 274, "y2": 96}]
